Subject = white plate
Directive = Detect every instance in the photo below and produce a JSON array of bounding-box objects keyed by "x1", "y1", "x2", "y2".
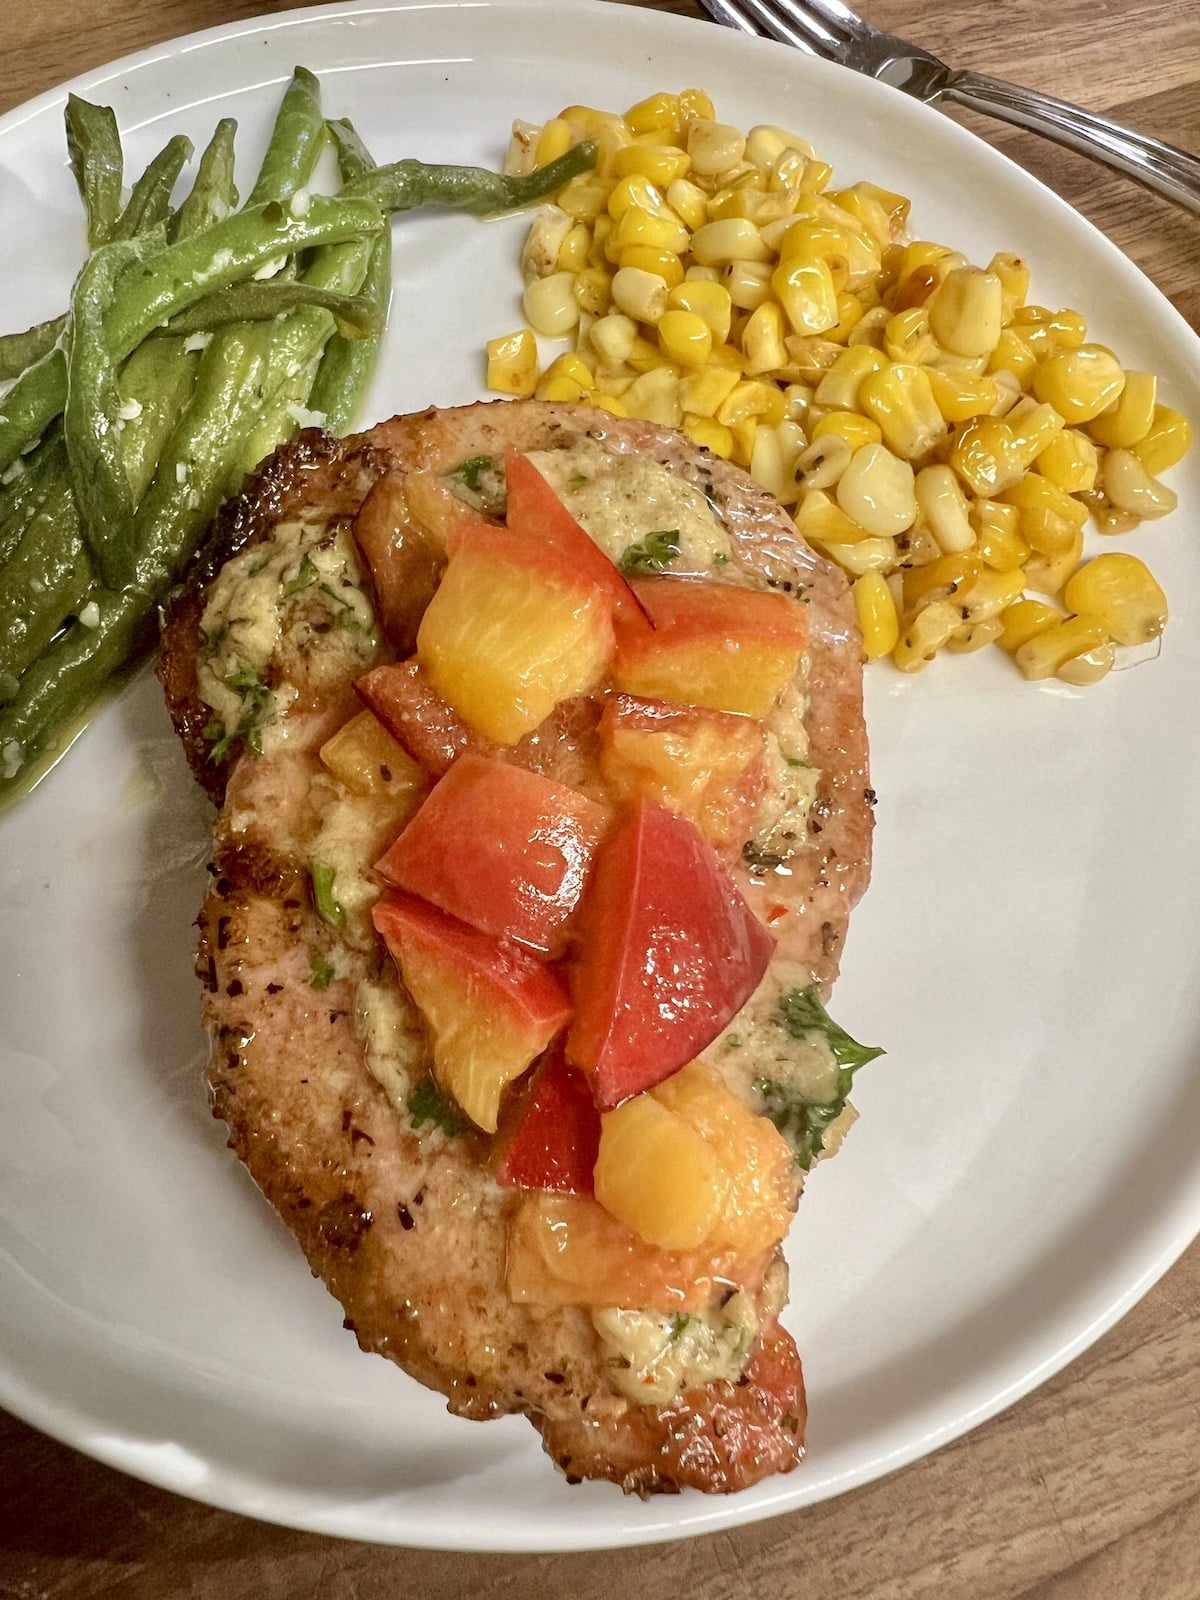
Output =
[{"x1": 1, "y1": 0, "x2": 1198, "y2": 1554}]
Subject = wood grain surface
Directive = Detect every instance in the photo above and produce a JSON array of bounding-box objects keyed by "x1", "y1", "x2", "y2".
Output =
[{"x1": 1, "y1": 2, "x2": 1197, "y2": 1595}]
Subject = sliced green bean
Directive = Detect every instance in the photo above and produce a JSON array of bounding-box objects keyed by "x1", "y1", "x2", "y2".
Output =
[
  {"x1": 0, "y1": 582, "x2": 155, "y2": 808},
  {"x1": 246, "y1": 66, "x2": 325, "y2": 207},
  {"x1": 64, "y1": 95, "x2": 123, "y2": 248},
  {"x1": 115, "y1": 337, "x2": 202, "y2": 505},
  {"x1": 173, "y1": 118, "x2": 239, "y2": 240},
  {"x1": 308, "y1": 120, "x2": 391, "y2": 434},
  {"x1": 0, "y1": 425, "x2": 67, "y2": 569},
  {"x1": 63, "y1": 237, "x2": 154, "y2": 586},
  {"x1": 159, "y1": 280, "x2": 383, "y2": 341},
  {"x1": 344, "y1": 138, "x2": 598, "y2": 216},
  {"x1": 0, "y1": 476, "x2": 92, "y2": 699},
  {"x1": 0, "y1": 313, "x2": 66, "y2": 383},
  {"x1": 0, "y1": 348, "x2": 68, "y2": 478},
  {"x1": 112, "y1": 134, "x2": 195, "y2": 241}
]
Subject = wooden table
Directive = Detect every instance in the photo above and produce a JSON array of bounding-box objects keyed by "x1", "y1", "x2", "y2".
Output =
[{"x1": 2, "y1": 2, "x2": 1197, "y2": 1594}]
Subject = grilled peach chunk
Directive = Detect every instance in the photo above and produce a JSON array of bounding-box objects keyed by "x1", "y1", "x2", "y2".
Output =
[
  {"x1": 372, "y1": 891, "x2": 571, "y2": 1133},
  {"x1": 598, "y1": 693, "x2": 767, "y2": 858},
  {"x1": 611, "y1": 577, "x2": 808, "y2": 719},
  {"x1": 375, "y1": 754, "x2": 611, "y2": 958},
  {"x1": 416, "y1": 515, "x2": 615, "y2": 744}
]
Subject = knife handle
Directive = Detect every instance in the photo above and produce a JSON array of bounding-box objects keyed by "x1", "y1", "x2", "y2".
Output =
[{"x1": 943, "y1": 70, "x2": 1200, "y2": 216}]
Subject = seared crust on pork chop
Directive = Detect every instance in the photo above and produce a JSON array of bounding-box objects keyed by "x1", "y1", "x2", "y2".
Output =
[{"x1": 160, "y1": 400, "x2": 872, "y2": 1494}]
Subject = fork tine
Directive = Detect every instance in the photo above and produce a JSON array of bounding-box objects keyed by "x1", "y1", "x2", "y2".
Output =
[
  {"x1": 772, "y1": 0, "x2": 868, "y2": 36},
  {"x1": 723, "y1": 0, "x2": 844, "y2": 56}
]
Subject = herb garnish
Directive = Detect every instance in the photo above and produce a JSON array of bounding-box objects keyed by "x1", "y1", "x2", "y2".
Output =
[
  {"x1": 668, "y1": 1313, "x2": 691, "y2": 1342},
  {"x1": 205, "y1": 665, "x2": 271, "y2": 762},
  {"x1": 283, "y1": 553, "x2": 319, "y2": 596},
  {"x1": 407, "y1": 1080, "x2": 468, "y2": 1137},
  {"x1": 619, "y1": 528, "x2": 682, "y2": 576},
  {"x1": 309, "y1": 860, "x2": 345, "y2": 928},
  {"x1": 756, "y1": 985, "x2": 884, "y2": 1169},
  {"x1": 450, "y1": 454, "x2": 496, "y2": 493},
  {"x1": 310, "y1": 951, "x2": 335, "y2": 990}
]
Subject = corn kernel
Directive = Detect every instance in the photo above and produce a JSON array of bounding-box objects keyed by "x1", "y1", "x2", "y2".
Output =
[
  {"x1": 623, "y1": 367, "x2": 682, "y2": 427},
  {"x1": 811, "y1": 410, "x2": 883, "y2": 450},
  {"x1": 679, "y1": 365, "x2": 741, "y2": 418},
  {"x1": 950, "y1": 416, "x2": 1024, "y2": 496},
  {"x1": 794, "y1": 487, "x2": 872, "y2": 545},
  {"x1": 666, "y1": 177, "x2": 709, "y2": 232},
  {"x1": 625, "y1": 92, "x2": 682, "y2": 138},
  {"x1": 1014, "y1": 613, "x2": 1110, "y2": 680},
  {"x1": 716, "y1": 378, "x2": 785, "y2": 427},
  {"x1": 687, "y1": 119, "x2": 747, "y2": 177},
  {"x1": 852, "y1": 571, "x2": 900, "y2": 659},
  {"x1": 1013, "y1": 304, "x2": 1088, "y2": 354},
  {"x1": 610, "y1": 265, "x2": 670, "y2": 324},
  {"x1": 1062, "y1": 552, "x2": 1167, "y2": 645},
  {"x1": 613, "y1": 142, "x2": 692, "y2": 185},
  {"x1": 971, "y1": 499, "x2": 1030, "y2": 571},
  {"x1": 619, "y1": 245, "x2": 684, "y2": 287},
  {"x1": 1006, "y1": 400, "x2": 1066, "y2": 468},
  {"x1": 997, "y1": 598, "x2": 1063, "y2": 653},
  {"x1": 915, "y1": 464, "x2": 974, "y2": 553},
  {"x1": 742, "y1": 301, "x2": 789, "y2": 374},
  {"x1": 486, "y1": 327, "x2": 538, "y2": 396},
  {"x1": 928, "y1": 266, "x2": 1004, "y2": 358},
  {"x1": 836, "y1": 442, "x2": 918, "y2": 536},
  {"x1": 857, "y1": 362, "x2": 946, "y2": 459},
  {"x1": 589, "y1": 311, "x2": 638, "y2": 365},
  {"x1": 1086, "y1": 371, "x2": 1158, "y2": 449},
  {"x1": 1134, "y1": 405, "x2": 1193, "y2": 475},
  {"x1": 691, "y1": 217, "x2": 771, "y2": 266},
  {"x1": 959, "y1": 566, "x2": 1027, "y2": 621},
  {"x1": 890, "y1": 241, "x2": 961, "y2": 310},
  {"x1": 883, "y1": 307, "x2": 937, "y2": 364},
  {"x1": 572, "y1": 267, "x2": 612, "y2": 316},
  {"x1": 927, "y1": 366, "x2": 1000, "y2": 422},
  {"x1": 1036, "y1": 428, "x2": 1100, "y2": 493},
  {"x1": 657, "y1": 308, "x2": 713, "y2": 366},
  {"x1": 820, "y1": 535, "x2": 897, "y2": 576},
  {"x1": 750, "y1": 422, "x2": 802, "y2": 504},
  {"x1": 668, "y1": 279, "x2": 733, "y2": 342},
  {"x1": 1101, "y1": 449, "x2": 1178, "y2": 519},
  {"x1": 771, "y1": 257, "x2": 840, "y2": 336},
  {"x1": 988, "y1": 252, "x2": 1031, "y2": 321},
  {"x1": 556, "y1": 174, "x2": 613, "y2": 221},
  {"x1": 1032, "y1": 343, "x2": 1125, "y2": 423},
  {"x1": 892, "y1": 598, "x2": 962, "y2": 671},
  {"x1": 901, "y1": 549, "x2": 983, "y2": 609},
  {"x1": 987, "y1": 328, "x2": 1038, "y2": 383},
  {"x1": 813, "y1": 344, "x2": 886, "y2": 410},
  {"x1": 590, "y1": 392, "x2": 628, "y2": 417},
  {"x1": 945, "y1": 616, "x2": 1005, "y2": 653},
  {"x1": 745, "y1": 123, "x2": 815, "y2": 171},
  {"x1": 1056, "y1": 641, "x2": 1115, "y2": 686},
  {"x1": 522, "y1": 271, "x2": 581, "y2": 336},
  {"x1": 1023, "y1": 525, "x2": 1084, "y2": 596},
  {"x1": 679, "y1": 88, "x2": 717, "y2": 123},
  {"x1": 614, "y1": 203, "x2": 690, "y2": 255},
  {"x1": 682, "y1": 413, "x2": 735, "y2": 456},
  {"x1": 521, "y1": 207, "x2": 573, "y2": 281},
  {"x1": 724, "y1": 259, "x2": 773, "y2": 311},
  {"x1": 794, "y1": 431, "x2": 852, "y2": 490}
]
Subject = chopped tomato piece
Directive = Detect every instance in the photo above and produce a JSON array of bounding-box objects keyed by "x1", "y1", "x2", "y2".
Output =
[
  {"x1": 495, "y1": 1048, "x2": 601, "y2": 1195},
  {"x1": 568, "y1": 801, "x2": 775, "y2": 1108},
  {"x1": 375, "y1": 753, "x2": 611, "y2": 958},
  {"x1": 612, "y1": 577, "x2": 808, "y2": 719},
  {"x1": 372, "y1": 891, "x2": 570, "y2": 1133}
]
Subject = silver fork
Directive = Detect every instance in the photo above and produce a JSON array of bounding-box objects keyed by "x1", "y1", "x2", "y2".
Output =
[{"x1": 697, "y1": 0, "x2": 1200, "y2": 216}]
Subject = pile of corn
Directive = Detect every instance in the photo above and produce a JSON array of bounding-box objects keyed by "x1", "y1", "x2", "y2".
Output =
[{"x1": 488, "y1": 90, "x2": 1191, "y2": 684}]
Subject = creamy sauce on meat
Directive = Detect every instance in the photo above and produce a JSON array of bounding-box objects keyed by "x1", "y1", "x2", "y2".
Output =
[{"x1": 526, "y1": 437, "x2": 739, "y2": 578}]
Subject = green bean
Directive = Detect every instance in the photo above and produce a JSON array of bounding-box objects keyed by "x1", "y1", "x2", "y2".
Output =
[
  {"x1": 114, "y1": 337, "x2": 202, "y2": 505},
  {"x1": 173, "y1": 118, "x2": 239, "y2": 241},
  {"x1": 0, "y1": 582, "x2": 155, "y2": 807},
  {"x1": 344, "y1": 139, "x2": 598, "y2": 217},
  {"x1": 64, "y1": 237, "x2": 156, "y2": 584},
  {"x1": 159, "y1": 280, "x2": 383, "y2": 341},
  {"x1": 64, "y1": 95, "x2": 123, "y2": 248},
  {"x1": 0, "y1": 195, "x2": 385, "y2": 475},
  {"x1": 245, "y1": 67, "x2": 325, "y2": 207},
  {"x1": 0, "y1": 476, "x2": 92, "y2": 700},
  {"x1": 307, "y1": 120, "x2": 392, "y2": 434},
  {"x1": 112, "y1": 134, "x2": 195, "y2": 241},
  {"x1": 0, "y1": 313, "x2": 66, "y2": 383},
  {"x1": 0, "y1": 426, "x2": 67, "y2": 568}
]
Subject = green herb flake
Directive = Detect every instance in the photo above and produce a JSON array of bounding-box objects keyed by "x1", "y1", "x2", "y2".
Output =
[
  {"x1": 310, "y1": 951, "x2": 335, "y2": 990},
  {"x1": 757, "y1": 985, "x2": 884, "y2": 1170},
  {"x1": 407, "y1": 1080, "x2": 468, "y2": 1137},
  {"x1": 283, "y1": 553, "x2": 319, "y2": 597},
  {"x1": 619, "y1": 528, "x2": 682, "y2": 577},
  {"x1": 668, "y1": 1313, "x2": 691, "y2": 1342},
  {"x1": 309, "y1": 860, "x2": 345, "y2": 928},
  {"x1": 450, "y1": 454, "x2": 496, "y2": 493},
  {"x1": 205, "y1": 665, "x2": 272, "y2": 764},
  {"x1": 569, "y1": 472, "x2": 589, "y2": 487},
  {"x1": 725, "y1": 1033, "x2": 743, "y2": 1048},
  {"x1": 712, "y1": 551, "x2": 729, "y2": 565}
]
